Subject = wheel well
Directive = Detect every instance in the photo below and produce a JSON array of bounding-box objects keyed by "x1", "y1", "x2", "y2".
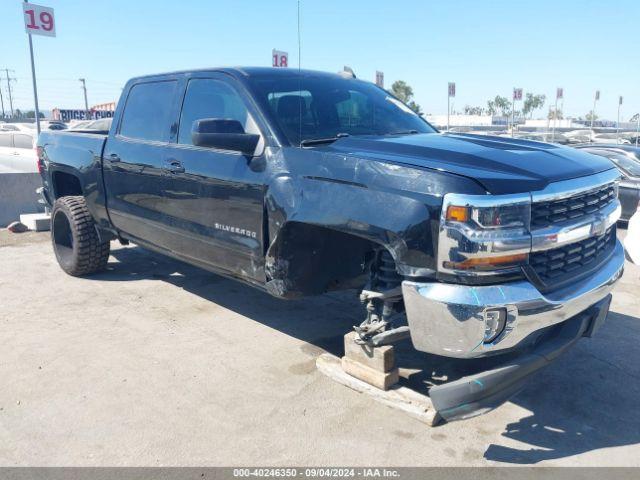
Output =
[
  {"x1": 52, "y1": 171, "x2": 82, "y2": 199},
  {"x1": 265, "y1": 222, "x2": 380, "y2": 298}
]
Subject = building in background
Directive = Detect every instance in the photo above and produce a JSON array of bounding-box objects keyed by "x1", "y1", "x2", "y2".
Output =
[{"x1": 52, "y1": 101, "x2": 116, "y2": 122}]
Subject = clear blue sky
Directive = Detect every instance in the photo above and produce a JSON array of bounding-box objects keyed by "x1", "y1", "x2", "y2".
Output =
[{"x1": 2, "y1": 0, "x2": 639, "y2": 120}]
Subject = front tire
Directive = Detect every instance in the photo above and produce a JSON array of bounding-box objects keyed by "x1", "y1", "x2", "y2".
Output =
[{"x1": 51, "y1": 196, "x2": 110, "y2": 276}]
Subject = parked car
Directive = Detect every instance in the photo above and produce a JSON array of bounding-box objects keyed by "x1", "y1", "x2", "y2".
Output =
[
  {"x1": 564, "y1": 129, "x2": 594, "y2": 144},
  {"x1": 625, "y1": 207, "x2": 640, "y2": 264},
  {"x1": 500, "y1": 132, "x2": 570, "y2": 144},
  {"x1": 0, "y1": 121, "x2": 66, "y2": 132},
  {"x1": 592, "y1": 133, "x2": 631, "y2": 145},
  {"x1": 575, "y1": 145, "x2": 640, "y2": 221},
  {"x1": 68, "y1": 117, "x2": 112, "y2": 132},
  {"x1": 0, "y1": 131, "x2": 37, "y2": 173},
  {"x1": 37, "y1": 68, "x2": 624, "y2": 422}
]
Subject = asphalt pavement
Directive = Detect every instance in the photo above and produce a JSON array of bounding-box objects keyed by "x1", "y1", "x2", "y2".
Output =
[{"x1": 0, "y1": 229, "x2": 638, "y2": 466}]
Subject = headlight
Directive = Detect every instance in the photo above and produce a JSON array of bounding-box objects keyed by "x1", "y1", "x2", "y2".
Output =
[{"x1": 438, "y1": 193, "x2": 532, "y2": 277}]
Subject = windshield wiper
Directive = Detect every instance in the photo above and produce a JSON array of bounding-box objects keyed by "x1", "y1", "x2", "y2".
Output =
[{"x1": 300, "y1": 133, "x2": 350, "y2": 147}]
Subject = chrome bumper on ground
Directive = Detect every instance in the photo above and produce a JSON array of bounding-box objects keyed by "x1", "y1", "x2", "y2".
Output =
[{"x1": 402, "y1": 240, "x2": 625, "y2": 358}]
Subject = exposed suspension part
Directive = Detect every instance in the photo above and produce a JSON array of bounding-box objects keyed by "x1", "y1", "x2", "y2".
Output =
[{"x1": 354, "y1": 249, "x2": 409, "y2": 346}]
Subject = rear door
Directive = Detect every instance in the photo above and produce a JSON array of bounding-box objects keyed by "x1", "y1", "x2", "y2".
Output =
[
  {"x1": 159, "y1": 74, "x2": 267, "y2": 281},
  {"x1": 102, "y1": 78, "x2": 180, "y2": 246}
]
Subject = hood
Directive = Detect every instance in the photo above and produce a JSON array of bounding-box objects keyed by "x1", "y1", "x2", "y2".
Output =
[{"x1": 325, "y1": 133, "x2": 615, "y2": 194}]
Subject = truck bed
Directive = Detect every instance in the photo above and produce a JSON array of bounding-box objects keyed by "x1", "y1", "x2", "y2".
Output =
[{"x1": 39, "y1": 130, "x2": 108, "y2": 172}]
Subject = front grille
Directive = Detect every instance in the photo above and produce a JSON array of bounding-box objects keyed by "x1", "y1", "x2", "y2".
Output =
[
  {"x1": 528, "y1": 226, "x2": 616, "y2": 289},
  {"x1": 531, "y1": 183, "x2": 616, "y2": 229}
]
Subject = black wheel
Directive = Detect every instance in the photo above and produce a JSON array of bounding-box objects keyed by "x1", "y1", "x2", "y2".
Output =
[{"x1": 51, "y1": 196, "x2": 110, "y2": 276}]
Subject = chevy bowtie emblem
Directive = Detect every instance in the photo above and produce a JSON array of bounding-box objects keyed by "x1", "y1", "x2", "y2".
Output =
[{"x1": 590, "y1": 215, "x2": 607, "y2": 237}]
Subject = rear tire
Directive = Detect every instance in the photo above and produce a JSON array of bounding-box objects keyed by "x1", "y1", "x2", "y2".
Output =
[{"x1": 51, "y1": 196, "x2": 110, "y2": 276}]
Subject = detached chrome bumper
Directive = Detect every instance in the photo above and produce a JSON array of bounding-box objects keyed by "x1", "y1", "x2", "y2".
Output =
[{"x1": 402, "y1": 240, "x2": 625, "y2": 358}]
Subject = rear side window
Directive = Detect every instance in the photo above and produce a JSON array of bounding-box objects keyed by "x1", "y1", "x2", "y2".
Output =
[
  {"x1": 13, "y1": 134, "x2": 33, "y2": 149},
  {"x1": 0, "y1": 134, "x2": 11, "y2": 147},
  {"x1": 119, "y1": 81, "x2": 177, "y2": 141}
]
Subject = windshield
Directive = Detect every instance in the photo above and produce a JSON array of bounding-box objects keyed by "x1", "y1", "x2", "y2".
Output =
[{"x1": 247, "y1": 74, "x2": 435, "y2": 145}]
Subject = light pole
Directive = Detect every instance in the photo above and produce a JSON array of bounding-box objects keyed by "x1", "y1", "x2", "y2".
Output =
[
  {"x1": 79, "y1": 78, "x2": 89, "y2": 120},
  {"x1": 617, "y1": 96, "x2": 622, "y2": 144},
  {"x1": 447, "y1": 90, "x2": 450, "y2": 132},
  {"x1": 591, "y1": 90, "x2": 599, "y2": 132},
  {"x1": 447, "y1": 82, "x2": 455, "y2": 133},
  {"x1": 511, "y1": 88, "x2": 522, "y2": 138}
]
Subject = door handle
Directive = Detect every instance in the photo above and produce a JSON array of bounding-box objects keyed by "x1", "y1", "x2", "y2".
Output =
[
  {"x1": 163, "y1": 159, "x2": 185, "y2": 174},
  {"x1": 109, "y1": 153, "x2": 121, "y2": 163}
]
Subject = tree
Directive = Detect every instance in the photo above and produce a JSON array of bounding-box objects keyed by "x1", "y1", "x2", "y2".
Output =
[
  {"x1": 389, "y1": 80, "x2": 422, "y2": 115},
  {"x1": 630, "y1": 113, "x2": 639, "y2": 123},
  {"x1": 25, "y1": 110, "x2": 44, "y2": 119},
  {"x1": 464, "y1": 105, "x2": 484, "y2": 115},
  {"x1": 486, "y1": 95, "x2": 511, "y2": 116},
  {"x1": 522, "y1": 93, "x2": 546, "y2": 118},
  {"x1": 585, "y1": 110, "x2": 598, "y2": 122},
  {"x1": 548, "y1": 108, "x2": 563, "y2": 120}
]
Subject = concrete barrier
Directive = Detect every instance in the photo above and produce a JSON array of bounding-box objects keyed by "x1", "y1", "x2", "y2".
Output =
[{"x1": 0, "y1": 173, "x2": 45, "y2": 227}]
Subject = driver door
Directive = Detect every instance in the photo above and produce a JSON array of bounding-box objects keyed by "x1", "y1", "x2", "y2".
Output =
[{"x1": 159, "y1": 74, "x2": 267, "y2": 282}]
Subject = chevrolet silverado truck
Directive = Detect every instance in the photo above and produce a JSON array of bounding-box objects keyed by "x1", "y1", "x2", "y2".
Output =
[{"x1": 37, "y1": 68, "x2": 624, "y2": 421}]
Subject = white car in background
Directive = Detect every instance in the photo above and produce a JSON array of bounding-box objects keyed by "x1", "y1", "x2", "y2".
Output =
[
  {"x1": 626, "y1": 207, "x2": 640, "y2": 265},
  {"x1": 0, "y1": 131, "x2": 37, "y2": 173}
]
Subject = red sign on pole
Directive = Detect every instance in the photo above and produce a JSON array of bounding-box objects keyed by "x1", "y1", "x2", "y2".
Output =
[
  {"x1": 272, "y1": 49, "x2": 288, "y2": 68},
  {"x1": 23, "y1": 2, "x2": 56, "y2": 37},
  {"x1": 513, "y1": 88, "x2": 523, "y2": 101}
]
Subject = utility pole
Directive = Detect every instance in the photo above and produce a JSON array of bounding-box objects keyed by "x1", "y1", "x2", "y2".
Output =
[
  {"x1": 0, "y1": 85, "x2": 5, "y2": 119},
  {"x1": 2, "y1": 69, "x2": 16, "y2": 117},
  {"x1": 79, "y1": 78, "x2": 89, "y2": 119}
]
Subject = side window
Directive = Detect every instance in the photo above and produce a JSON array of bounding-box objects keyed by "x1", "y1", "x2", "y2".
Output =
[
  {"x1": 178, "y1": 79, "x2": 255, "y2": 145},
  {"x1": 13, "y1": 134, "x2": 34, "y2": 149},
  {"x1": 0, "y1": 134, "x2": 11, "y2": 147},
  {"x1": 119, "y1": 81, "x2": 177, "y2": 142}
]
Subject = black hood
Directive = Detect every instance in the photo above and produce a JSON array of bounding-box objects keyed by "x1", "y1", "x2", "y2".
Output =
[{"x1": 326, "y1": 133, "x2": 615, "y2": 194}]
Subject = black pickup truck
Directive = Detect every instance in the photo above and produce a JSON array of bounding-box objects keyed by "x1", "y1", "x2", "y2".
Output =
[{"x1": 38, "y1": 67, "x2": 624, "y2": 421}]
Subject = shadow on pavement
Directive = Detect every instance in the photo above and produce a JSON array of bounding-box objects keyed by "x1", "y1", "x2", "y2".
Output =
[
  {"x1": 483, "y1": 311, "x2": 640, "y2": 463},
  {"x1": 99, "y1": 246, "x2": 640, "y2": 464}
]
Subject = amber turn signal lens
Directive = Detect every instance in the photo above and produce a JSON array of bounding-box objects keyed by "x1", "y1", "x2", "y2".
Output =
[
  {"x1": 446, "y1": 253, "x2": 527, "y2": 270},
  {"x1": 446, "y1": 205, "x2": 470, "y2": 222}
]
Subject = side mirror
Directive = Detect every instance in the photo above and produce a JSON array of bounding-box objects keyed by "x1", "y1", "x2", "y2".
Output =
[{"x1": 191, "y1": 118, "x2": 260, "y2": 156}]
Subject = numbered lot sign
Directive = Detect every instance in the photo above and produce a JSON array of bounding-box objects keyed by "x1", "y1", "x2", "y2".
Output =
[
  {"x1": 23, "y1": 3, "x2": 56, "y2": 37},
  {"x1": 272, "y1": 49, "x2": 288, "y2": 68}
]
